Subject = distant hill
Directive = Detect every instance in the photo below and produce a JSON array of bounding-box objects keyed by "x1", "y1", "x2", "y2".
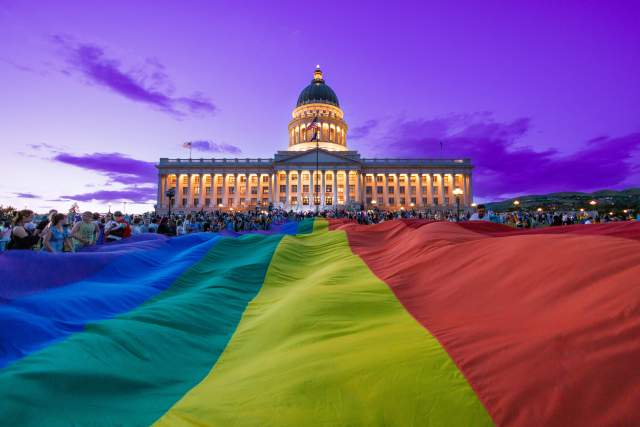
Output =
[{"x1": 485, "y1": 188, "x2": 640, "y2": 212}]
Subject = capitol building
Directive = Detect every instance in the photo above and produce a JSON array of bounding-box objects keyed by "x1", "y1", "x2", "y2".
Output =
[{"x1": 156, "y1": 67, "x2": 473, "y2": 212}]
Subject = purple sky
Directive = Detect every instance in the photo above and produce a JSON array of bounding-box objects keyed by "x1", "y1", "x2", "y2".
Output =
[{"x1": 1, "y1": 1, "x2": 639, "y2": 212}]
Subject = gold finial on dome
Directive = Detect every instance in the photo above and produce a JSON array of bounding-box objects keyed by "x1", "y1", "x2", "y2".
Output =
[{"x1": 313, "y1": 65, "x2": 323, "y2": 81}]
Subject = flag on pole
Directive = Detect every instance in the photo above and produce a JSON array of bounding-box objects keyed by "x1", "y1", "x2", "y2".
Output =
[
  {"x1": 308, "y1": 116, "x2": 320, "y2": 142},
  {"x1": 183, "y1": 142, "x2": 193, "y2": 160}
]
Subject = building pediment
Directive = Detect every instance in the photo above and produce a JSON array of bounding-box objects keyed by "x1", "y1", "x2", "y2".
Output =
[{"x1": 275, "y1": 149, "x2": 361, "y2": 165}]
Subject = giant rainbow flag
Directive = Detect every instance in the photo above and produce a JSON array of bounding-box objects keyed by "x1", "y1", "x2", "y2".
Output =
[{"x1": 1, "y1": 218, "x2": 639, "y2": 426}]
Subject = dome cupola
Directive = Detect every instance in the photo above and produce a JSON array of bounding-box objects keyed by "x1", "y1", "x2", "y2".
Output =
[
  {"x1": 288, "y1": 66, "x2": 348, "y2": 152},
  {"x1": 296, "y1": 66, "x2": 340, "y2": 108}
]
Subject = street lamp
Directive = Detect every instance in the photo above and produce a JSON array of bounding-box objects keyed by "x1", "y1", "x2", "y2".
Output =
[
  {"x1": 513, "y1": 200, "x2": 520, "y2": 207},
  {"x1": 537, "y1": 207, "x2": 543, "y2": 212},
  {"x1": 108, "y1": 202, "x2": 112, "y2": 214},
  {"x1": 589, "y1": 200, "x2": 597, "y2": 206},
  {"x1": 165, "y1": 188, "x2": 175, "y2": 216},
  {"x1": 453, "y1": 187, "x2": 464, "y2": 221}
]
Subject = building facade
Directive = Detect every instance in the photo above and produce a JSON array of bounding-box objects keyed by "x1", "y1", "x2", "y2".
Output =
[{"x1": 156, "y1": 67, "x2": 473, "y2": 213}]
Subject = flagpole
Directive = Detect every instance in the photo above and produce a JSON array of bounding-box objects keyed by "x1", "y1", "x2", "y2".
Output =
[{"x1": 316, "y1": 123, "x2": 319, "y2": 216}]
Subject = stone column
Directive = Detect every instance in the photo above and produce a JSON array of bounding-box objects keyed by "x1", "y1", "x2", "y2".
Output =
[
  {"x1": 182, "y1": 174, "x2": 188, "y2": 210},
  {"x1": 333, "y1": 170, "x2": 338, "y2": 207},
  {"x1": 221, "y1": 173, "x2": 227, "y2": 209},
  {"x1": 309, "y1": 170, "x2": 314, "y2": 207},
  {"x1": 285, "y1": 171, "x2": 290, "y2": 209},
  {"x1": 436, "y1": 174, "x2": 444, "y2": 207},
  {"x1": 232, "y1": 174, "x2": 239, "y2": 208},
  {"x1": 297, "y1": 170, "x2": 302, "y2": 210},
  {"x1": 175, "y1": 175, "x2": 181, "y2": 211},
  {"x1": 157, "y1": 174, "x2": 163, "y2": 210},
  {"x1": 355, "y1": 172, "x2": 361, "y2": 204},
  {"x1": 404, "y1": 174, "x2": 410, "y2": 208},
  {"x1": 271, "y1": 173, "x2": 277, "y2": 208},
  {"x1": 199, "y1": 174, "x2": 205, "y2": 209},
  {"x1": 394, "y1": 174, "x2": 399, "y2": 208},
  {"x1": 270, "y1": 172, "x2": 275, "y2": 206},
  {"x1": 448, "y1": 173, "x2": 454, "y2": 207},
  {"x1": 416, "y1": 173, "x2": 423, "y2": 208},
  {"x1": 380, "y1": 174, "x2": 387, "y2": 208},
  {"x1": 426, "y1": 174, "x2": 434, "y2": 207},
  {"x1": 187, "y1": 173, "x2": 193, "y2": 210},
  {"x1": 256, "y1": 172, "x2": 262, "y2": 207},
  {"x1": 164, "y1": 174, "x2": 170, "y2": 208}
]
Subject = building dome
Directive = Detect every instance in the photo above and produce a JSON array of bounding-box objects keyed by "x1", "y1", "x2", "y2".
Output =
[{"x1": 296, "y1": 66, "x2": 340, "y2": 107}]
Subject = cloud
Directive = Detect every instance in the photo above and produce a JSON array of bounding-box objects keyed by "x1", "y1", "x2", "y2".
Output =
[
  {"x1": 0, "y1": 58, "x2": 37, "y2": 74},
  {"x1": 13, "y1": 192, "x2": 39, "y2": 199},
  {"x1": 369, "y1": 115, "x2": 640, "y2": 199},
  {"x1": 51, "y1": 35, "x2": 216, "y2": 118},
  {"x1": 27, "y1": 143, "x2": 64, "y2": 152},
  {"x1": 60, "y1": 187, "x2": 156, "y2": 203},
  {"x1": 52, "y1": 152, "x2": 156, "y2": 185},
  {"x1": 349, "y1": 119, "x2": 379, "y2": 140},
  {"x1": 185, "y1": 140, "x2": 242, "y2": 154}
]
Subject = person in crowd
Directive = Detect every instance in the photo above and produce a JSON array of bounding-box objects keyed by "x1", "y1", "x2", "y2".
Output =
[
  {"x1": 36, "y1": 209, "x2": 57, "y2": 237},
  {"x1": 0, "y1": 220, "x2": 12, "y2": 251},
  {"x1": 72, "y1": 211, "x2": 100, "y2": 250},
  {"x1": 2, "y1": 203, "x2": 635, "y2": 252},
  {"x1": 138, "y1": 216, "x2": 156, "y2": 233},
  {"x1": 157, "y1": 216, "x2": 171, "y2": 236},
  {"x1": 104, "y1": 211, "x2": 131, "y2": 242},
  {"x1": 8, "y1": 209, "x2": 40, "y2": 250},
  {"x1": 176, "y1": 220, "x2": 186, "y2": 236},
  {"x1": 469, "y1": 204, "x2": 490, "y2": 221},
  {"x1": 42, "y1": 213, "x2": 71, "y2": 253},
  {"x1": 92, "y1": 212, "x2": 105, "y2": 245},
  {"x1": 131, "y1": 216, "x2": 143, "y2": 235}
]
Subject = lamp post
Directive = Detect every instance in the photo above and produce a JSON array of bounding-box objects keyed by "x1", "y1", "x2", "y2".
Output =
[
  {"x1": 589, "y1": 200, "x2": 597, "y2": 217},
  {"x1": 165, "y1": 188, "x2": 175, "y2": 217},
  {"x1": 108, "y1": 203, "x2": 112, "y2": 214},
  {"x1": 452, "y1": 188, "x2": 464, "y2": 221}
]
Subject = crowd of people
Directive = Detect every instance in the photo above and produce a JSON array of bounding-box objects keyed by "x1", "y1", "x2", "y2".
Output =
[{"x1": 0, "y1": 204, "x2": 637, "y2": 253}]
